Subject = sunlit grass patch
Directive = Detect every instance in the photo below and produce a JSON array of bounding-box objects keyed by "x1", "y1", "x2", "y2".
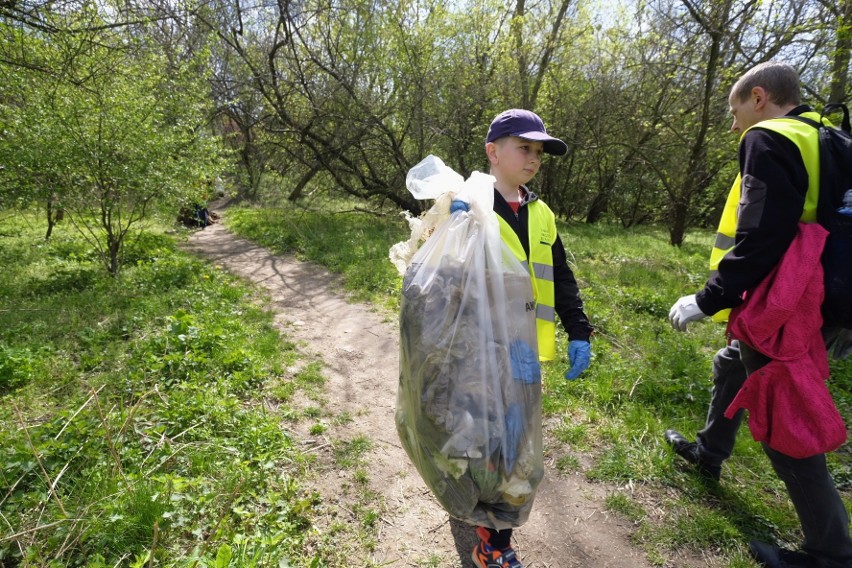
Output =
[
  {"x1": 226, "y1": 205, "x2": 408, "y2": 312},
  {"x1": 334, "y1": 434, "x2": 373, "y2": 469},
  {"x1": 606, "y1": 491, "x2": 646, "y2": 521}
]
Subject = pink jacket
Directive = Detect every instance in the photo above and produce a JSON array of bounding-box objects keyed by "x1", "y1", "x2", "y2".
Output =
[{"x1": 724, "y1": 222, "x2": 846, "y2": 458}]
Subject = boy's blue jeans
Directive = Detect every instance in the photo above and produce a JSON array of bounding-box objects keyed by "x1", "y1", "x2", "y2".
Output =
[{"x1": 695, "y1": 333, "x2": 852, "y2": 566}]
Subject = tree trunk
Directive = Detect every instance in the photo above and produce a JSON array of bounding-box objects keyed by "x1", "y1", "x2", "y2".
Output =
[
  {"x1": 45, "y1": 199, "x2": 56, "y2": 240},
  {"x1": 585, "y1": 191, "x2": 609, "y2": 224},
  {"x1": 288, "y1": 165, "x2": 322, "y2": 201},
  {"x1": 108, "y1": 236, "x2": 121, "y2": 277},
  {"x1": 530, "y1": 0, "x2": 574, "y2": 107},
  {"x1": 830, "y1": 0, "x2": 852, "y2": 103},
  {"x1": 44, "y1": 196, "x2": 64, "y2": 240},
  {"x1": 512, "y1": 0, "x2": 530, "y2": 108},
  {"x1": 669, "y1": 202, "x2": 687, "y2": 247}
]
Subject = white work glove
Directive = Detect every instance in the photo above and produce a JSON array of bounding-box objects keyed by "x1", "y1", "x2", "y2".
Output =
[{"x1": 668, "y1": 294, "x2": 707, "y2": 332}]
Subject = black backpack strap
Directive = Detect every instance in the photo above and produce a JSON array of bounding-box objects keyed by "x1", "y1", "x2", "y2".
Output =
[
  {"x1": 787, "y1": 114, "x2": 821, "y2": 129},
  {"x1": 823, "y1": 103, "x2": 851, "y2": 133},
  {"x1": 783, "y1": 105, "x2": 851, "y2": 133}
]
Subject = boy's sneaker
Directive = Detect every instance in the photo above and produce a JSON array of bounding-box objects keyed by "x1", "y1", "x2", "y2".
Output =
[{"x1": 471, "y1": 541, "x2": 523, "y2": 568}]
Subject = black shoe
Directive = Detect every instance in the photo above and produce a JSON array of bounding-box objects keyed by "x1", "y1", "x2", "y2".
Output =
[
  {"x1": 748, "y1": 540, "x2": 816, "y2": 567},
  {"x1": 664, "y1": 429, "x2": 721, "y2": 481}
]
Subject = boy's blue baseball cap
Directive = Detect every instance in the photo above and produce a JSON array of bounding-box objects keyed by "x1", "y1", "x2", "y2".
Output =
[{"x1": 485, "y1": 109, "x2": 568, "y2": 156}]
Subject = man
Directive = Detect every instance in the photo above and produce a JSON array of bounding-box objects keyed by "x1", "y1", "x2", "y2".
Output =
[{"x1": 666, "y1": 61, "x2": 852, "y2": 568}]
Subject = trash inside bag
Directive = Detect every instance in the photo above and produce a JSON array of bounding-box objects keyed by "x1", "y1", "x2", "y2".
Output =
[{"x1": 392, "y1": 156, "x2": 544, "y2": 530}]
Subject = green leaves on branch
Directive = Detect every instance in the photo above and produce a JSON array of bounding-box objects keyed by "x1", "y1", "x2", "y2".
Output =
[{"x1": 0, "y1": 9, "x2": 226, "y2": 274}]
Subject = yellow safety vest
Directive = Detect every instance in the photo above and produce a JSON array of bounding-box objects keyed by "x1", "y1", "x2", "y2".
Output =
[
  {"x1": 497, "y1": 200, "x2": 558, "y2": 361},
  {"x1": 709, "y1": 112, "x2": 822, "y2": 322}
]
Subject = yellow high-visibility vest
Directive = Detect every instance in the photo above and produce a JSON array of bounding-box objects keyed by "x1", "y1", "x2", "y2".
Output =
[
  {"x1": 498, "y1": 200, "x2": 558, "y2": 361},
  {"x1": 709, "y1": 112, "x2": 822, "y2": 322}
]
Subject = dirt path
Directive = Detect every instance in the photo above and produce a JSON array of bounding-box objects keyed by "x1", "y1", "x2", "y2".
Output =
[{"x1": 183, "y1": 216, "x2": 691, "y2": 568}]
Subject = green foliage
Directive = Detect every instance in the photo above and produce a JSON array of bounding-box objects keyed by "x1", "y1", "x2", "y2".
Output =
[
  {"x1": 31, "y1": 265, "x2": 101, "y2": 295},
  {"x1": 0, "y1": 9, "x2": 226, "y2": 275},
  {"x1": 0, "y1": 345, "x2": 41, "y2": 393},
  {"x1": 0, "y1": 216, "x2": 321, "y2": 567}
]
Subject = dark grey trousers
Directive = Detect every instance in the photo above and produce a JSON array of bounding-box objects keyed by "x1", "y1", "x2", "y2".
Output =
[{"x1": 695, "y1": 333, "x2": 852, "y2": 566}]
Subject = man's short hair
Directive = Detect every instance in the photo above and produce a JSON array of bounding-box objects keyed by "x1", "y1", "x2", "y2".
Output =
[{"x1": 730, "y1": 61, "x2": 802, "y2": 107}]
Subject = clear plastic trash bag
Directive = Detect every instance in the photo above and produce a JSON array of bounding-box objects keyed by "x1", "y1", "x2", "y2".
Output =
[{"x1": 391, "y1": 155, "x2": 544, "y2": 530}]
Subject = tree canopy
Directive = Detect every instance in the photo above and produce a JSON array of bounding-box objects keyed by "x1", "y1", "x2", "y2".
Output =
[
  {"x1": 1, "y1": 2, "x2": 225, "y2": 273},
  {"x1": 1, "y1": 0, "x2": 850, "y2": 248}
]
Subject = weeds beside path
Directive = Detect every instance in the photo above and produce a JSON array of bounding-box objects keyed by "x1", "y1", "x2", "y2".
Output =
[{"x1": 184, "y1": 215, "x2": 696, "y2": 568}]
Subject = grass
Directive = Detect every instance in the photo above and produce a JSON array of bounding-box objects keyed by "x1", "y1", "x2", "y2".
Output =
[
  {"x1": 0, "y1": 212, "x2": 352, "y2": 567},
  {"x1": 224, "y1": 198, "x2": 852, "y2": 567}
]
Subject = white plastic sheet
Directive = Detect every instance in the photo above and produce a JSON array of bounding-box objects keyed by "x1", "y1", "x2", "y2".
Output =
[{"x1": 391, "y1": 156, "x2": 544, "y2": 530}]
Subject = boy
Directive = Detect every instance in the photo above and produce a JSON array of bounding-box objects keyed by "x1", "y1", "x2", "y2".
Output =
[{"x1": 456, "y1": 109, "x2": 594, "y2": 568}]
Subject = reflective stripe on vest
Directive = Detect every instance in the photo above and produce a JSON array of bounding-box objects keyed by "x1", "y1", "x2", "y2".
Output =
[
  {"x1": 497, "y1": 201, "x2": 558, "y2": 361},
  {"x1": 708, "y1": 112, "x2": 822, "y2": 322}
]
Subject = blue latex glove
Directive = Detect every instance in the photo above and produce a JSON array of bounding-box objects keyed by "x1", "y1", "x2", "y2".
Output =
[
  {"x1": 509, "y1": 340, "x2": 541, "y2": 384},
  {"x1": 504, "y1": 402, "x2": 525, "y2": 474},
  {"x1": 450, "y1": 200, "x2": 469, "y2": 213},
  {"x1": 565, "y1": 340, "x2": 591, "y2": 380}
]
